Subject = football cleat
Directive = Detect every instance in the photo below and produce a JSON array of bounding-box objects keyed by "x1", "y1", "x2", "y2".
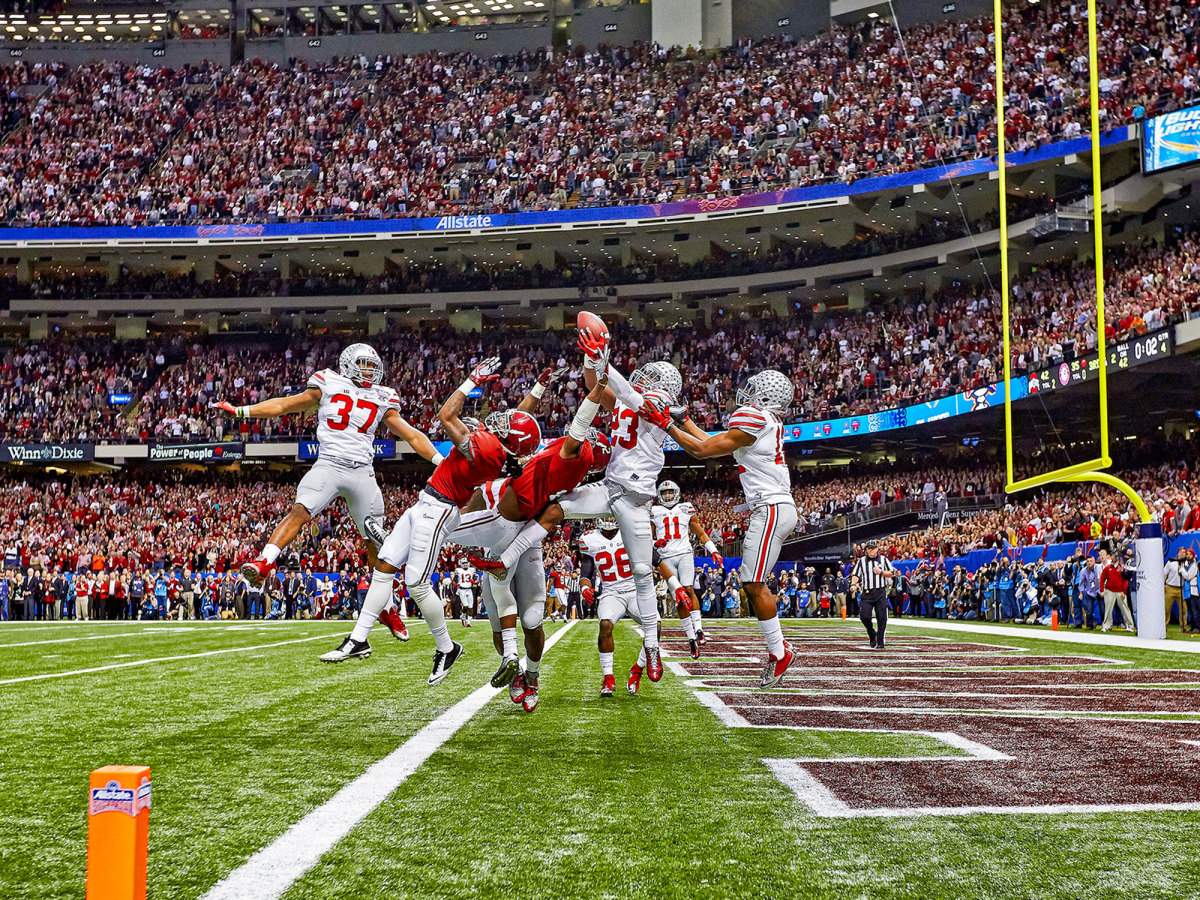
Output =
[
  {"x1": 378, "y1": 606, "x2": 409, "y2": 641},
  {"x1": 509, "y1": 672, "x2": 528, "y2": 704},
  {"x1": 760, "y1": 640, "x2": 795, "y2": 689},
  {"x1": 521, "y1": 674, "x2": 539, "y2": 712},
  {"x1": 645, "y1": 646, "x2": 663, "y2": 682},
  {"x1": 688, "y1": 638, "x2": 700, "y2": 660},
  {"x1": 697, "y1": 629, "x2": 708, "y2": 645},
  {"x1": 363, "y1": 515, "x2": 390, "y2": 548},
  {"x1": 627, "y1": 664, "x2": 643, "y2": 695},
  {"x1": 600, "y1": 674, "x2": 616, "y2": 697},
  {"x1": 466, "y1": 553, "x2": 508, "y2": 580},
  {"x1": 491, "y1": 654, "x2": 520, "y2": 688},
  {"x1": 241, "y1": 558, "x2": 273, "y2": 588},
  {"x1": 319, "y1": 636, "x2": 371, "y2": 663},
  {"x1": 428, "y1": 641, "x2": 465, "y2": 686}
]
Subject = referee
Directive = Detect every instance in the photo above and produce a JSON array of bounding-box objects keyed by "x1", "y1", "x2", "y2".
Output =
[{"x1": 851, "y1": 541, "x2": 898, "y2": 650}]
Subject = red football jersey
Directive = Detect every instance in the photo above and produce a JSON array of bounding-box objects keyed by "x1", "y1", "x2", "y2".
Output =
[
  {"x1": 508, "y1": 437, "x2": 594, "y2": 519},
  {"x1": 427, "y1": 431, "x2": 509, "y2": 506}
]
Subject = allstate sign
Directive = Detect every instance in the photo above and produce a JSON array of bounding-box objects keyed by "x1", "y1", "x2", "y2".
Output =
[
  {"x1": 0, "y1": 443, "x2": 94, "y2": 463},
  {"x1": 1143, "y1": 104, "x2": 1200, "y2": 173}
]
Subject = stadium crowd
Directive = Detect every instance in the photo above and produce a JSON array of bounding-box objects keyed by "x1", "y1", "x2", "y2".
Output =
[
  {"x1": 0, "y1": 0, "x2": 1197, "y2": 224},
  {"x1": 3, "y1": 222, "x2": 1196, "y2": 443},
  {"x1": 2, "y1": 431, "x2": 1198, "y2": 629}
]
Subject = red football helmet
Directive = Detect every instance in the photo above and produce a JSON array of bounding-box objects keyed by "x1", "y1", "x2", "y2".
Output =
[
  {"x1": 484, "y1": 409, "x2": 541, "y2": 457},
  {"x1": 586, "y1": 428, "x2": 612, "y2": 474}
]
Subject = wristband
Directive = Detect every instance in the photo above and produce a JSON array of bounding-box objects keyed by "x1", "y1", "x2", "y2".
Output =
[
  {"x1": 430, "y1": 452, "x2": 444, "y2": 466},
  {"x1": 237, "y1": 406, "x2": 250, "y2": 418},
  {"x1": 530, "y1": 382, "x2": 546, "y2": 400},
  {"x1": 667, "y1": 575, "x2": 683, "y2": 594},
  {"x1": 459, "y1": 378, "x2": 477, "y2": 395},
  {"x1": 568, "y1": 395, "x2": 602, "y2": 441},
  {"x1": 704, "y1": 540, "x2": 718, "y2": 555}
]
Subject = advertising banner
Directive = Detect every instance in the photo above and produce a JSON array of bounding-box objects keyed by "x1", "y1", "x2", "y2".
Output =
[
  {"x1": 148, "y1": 442, "x2": 245, "y2": 463},
  {"x1": 0, "y1": 443, "x2": 94, "y2": 463}
]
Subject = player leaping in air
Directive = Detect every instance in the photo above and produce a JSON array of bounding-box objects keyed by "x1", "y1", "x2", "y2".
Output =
[
  {"x1": 573, "y1": 323, "x2": 680, "y2": 683},
  {"x1": 213, "y1": 343, "x2": 441, "y2": 631},
  {"x1": 320, "y1": 357, "x2": 542, "y2": 685},
  {"x1": 652, "y1": 480, "x2": 722, "y2": 656},
  {"x1": 646, "y1": 370, "x2": 798, "y2": 688}
]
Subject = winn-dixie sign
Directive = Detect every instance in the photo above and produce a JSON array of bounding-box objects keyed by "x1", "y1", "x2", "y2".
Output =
[
  {"x1": 0, "y1": 443, "x2": 93, "y2": 463},
  {"x1": 148, "y1": 441, "x2": 245, "y2": 463}
]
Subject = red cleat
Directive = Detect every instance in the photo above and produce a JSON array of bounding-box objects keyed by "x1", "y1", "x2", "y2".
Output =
[
  {"x1": 645, "y1": 646, "x2": 663, "y2": 682},
  {"x1": 466, "y1": 553, "x2": 507, "y2": 580},
  {"x1": 627, "y1": 664, "x2": 643, "y2": 695},
  {"x1": 600, "y1": 674, "x2": 616, "y2": 697},
  {"x1": 378, "y1": 606, "x2": 409, "y2": 642},
  {"x1": 522, "y1": 674, "x2": 539, "y2": 712},
  {"x1": 510, "y1": 672, "x2": 528, "y2": 704},
  {"x1": 240, "y1": 558, "x2": 274, "y2": 588},
  {"x1": 760, "y1": 640, "x2": 795, "y2": 689}
]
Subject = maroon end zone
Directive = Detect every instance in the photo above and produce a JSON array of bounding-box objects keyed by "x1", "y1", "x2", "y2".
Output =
[{"x1": 675, "y1": 624, "x2": 1200, "y2": 817}]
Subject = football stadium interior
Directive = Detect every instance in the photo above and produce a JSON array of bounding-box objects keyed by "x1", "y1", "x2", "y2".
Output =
[{"x1": 4, "y1": 0, "x2": 1200, "y2": 897}]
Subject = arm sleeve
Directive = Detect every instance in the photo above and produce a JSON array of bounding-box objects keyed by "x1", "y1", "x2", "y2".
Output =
[
  {"x1": 605, "y1": 365, "x2": 644, "y2": 410},
  {"x1": 579, "y1": 553, "x2": 596, "y2": 584},
  {"x1": 652, "y1": 546, "x2": 663, "y2": 567}
]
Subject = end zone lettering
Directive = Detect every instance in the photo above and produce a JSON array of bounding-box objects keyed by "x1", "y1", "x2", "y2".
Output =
[{"x1": 435, "y1": 215, "x2": 493, "y2": 230}]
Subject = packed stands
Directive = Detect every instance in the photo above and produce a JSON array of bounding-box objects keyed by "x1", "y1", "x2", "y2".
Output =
[{"x1": 0, "y1": 0, "x2": 1197, "y2": 225}]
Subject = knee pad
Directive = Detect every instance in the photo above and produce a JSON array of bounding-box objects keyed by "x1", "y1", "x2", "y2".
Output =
[
  {"x1": 520, "y1": 604, "x2": 544, "y2": 632},
  {"x1": 631, "y1": 561, "x2": 654, "y2": 580}
]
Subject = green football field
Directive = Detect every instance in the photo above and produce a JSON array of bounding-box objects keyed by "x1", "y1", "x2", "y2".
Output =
[{"x1": 3, "y1": 617, "x2": 1200, "y2": 900}]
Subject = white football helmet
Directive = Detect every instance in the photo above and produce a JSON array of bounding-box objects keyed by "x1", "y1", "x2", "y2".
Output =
[
  {"x1": 657, "y1": 480, "x2": 681, "y2": 508},
  {"x1": 339, "y1": 342, "x2": 384, "y2": 387},
  {"x1": 596, "y1": 516, "x2": 619, "y2": 533},
  {"x1": 630, "y1": 360, "x2": 682, "y2": 403},
  {"x1": 736, "y1": 369, "x2": 793, "y2": 413}
]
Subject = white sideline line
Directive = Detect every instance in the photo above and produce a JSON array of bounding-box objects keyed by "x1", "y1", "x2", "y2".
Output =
[
  {"x1": 0, "y1": 635, "x2": 331, "y2": 685},
  {"x1": 887, "y1": 618, "x2": 1200, "y2": 653},
  {"x1": 201, "y1": 620, "x2": 578, "y2": 900},
  {"x1": 0, "y1": 628, "x2": 190, "y2": 648}
]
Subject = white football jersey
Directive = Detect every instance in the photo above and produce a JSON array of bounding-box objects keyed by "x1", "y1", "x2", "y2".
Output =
[
  {"x1": 651, "y1": 501, "x2": 696, "y2": 558},
  {"x1": 307, "y1": 369, "x2": 401, "y2": 466},
  {"x1": 729, "y1": 405, "x2": 793, "y2": 506},
  {"x1": 605, "y1": 398, "x2": 667, "y2": 496},
  {"x1": 454, "y1": 566, "x2": 476, "y2": 591},
  {"x1": 578, "y1": 529, "x2": 635, "y2": 594}
]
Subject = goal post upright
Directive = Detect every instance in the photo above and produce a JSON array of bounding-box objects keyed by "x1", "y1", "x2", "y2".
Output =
[{"x1": 993, "y1": 0, "x2": 1165, "y2": 636}]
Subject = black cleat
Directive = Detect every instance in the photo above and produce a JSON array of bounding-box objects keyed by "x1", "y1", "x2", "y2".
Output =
[
  {"x1": 688, "y1": 638, "x2": 700, "y2": 660},
  {"x1": 429, "y1": 641, "x2": 465, "y2": 686},
  {"x1": 320, "y1": 636, "x2": 371, "y2": 663},
  {"x1": 490, "y1": 654, "x2": 519, "y2": 688}
]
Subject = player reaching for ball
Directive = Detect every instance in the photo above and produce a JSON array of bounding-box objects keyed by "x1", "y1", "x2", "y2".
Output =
[
  {"x1": 648, "y1": 370, "x2": 798, "y2": 688},
  {"x1": 212, "y1": 343, "x2": 442, "y2": 587},
  {"x1": 652, "y1": 480, "x2": 722, "y2": 656},
  {"x1": 319, "y1": 357, "x2": 541, "y2": 686},
  {"x1": 574, "y1": 313, "x2": 681, "y2": 683}
]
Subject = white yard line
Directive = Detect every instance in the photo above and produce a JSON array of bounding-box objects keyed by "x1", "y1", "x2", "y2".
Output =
[
  {"x1": 0, "y1": 635, "x2": 332, "y2": 685},
  {"x1": 887, "y1": 619, "x2": 1200, "y2": 653},
  {"x1": 0, "y1": 629, "x2": 190, "y2": 648},
  {"x1": 201, "y1": 620, "x2": 577, "y2": 900}
]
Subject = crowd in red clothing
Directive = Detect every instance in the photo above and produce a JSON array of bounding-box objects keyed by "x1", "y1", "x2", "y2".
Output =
[{"x1": 0, "y1": 0, "x2": 1198, "y2": 225}]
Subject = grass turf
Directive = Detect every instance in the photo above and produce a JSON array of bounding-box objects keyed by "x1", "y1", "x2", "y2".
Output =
[{"x1": 2, "y1": 618, "x2": 1199, "y2": 900}]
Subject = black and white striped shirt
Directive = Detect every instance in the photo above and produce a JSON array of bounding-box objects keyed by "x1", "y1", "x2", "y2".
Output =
[
  {"x1": 565, "y1": 573, "x2": 581, "y2": 596},
  {"x1": 852, "y1": 553, "x2": 895, "y2": 592}
]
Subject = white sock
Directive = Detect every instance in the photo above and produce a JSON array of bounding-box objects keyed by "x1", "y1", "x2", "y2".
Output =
[
  {"x1": 600, "y1": 651, "x2": 614, "y2": 675},
  {"x1": 261, "y1": 543, "x2": 282, "y2": 565},
  {"x1": 680, "y1": 615, "x2": 696, "y2": 640},
  {"x1": 526, "y1": 655, "x2": 540, "y2": 676},
  {"x1": 636, "y1": 646, "x2": 647, "y2": 667},
  {"x1": 501, "y1": 627, "x2": 517, "y2": 658},
  {"x1": 350, "y1": 570, "x2": 394, "y2": 642},
  {"x1": 758, "y1": 615, "x2": 785, "y2": 658},
  {"x1": 634, "y1": 576, "x2": 659, "y2": 649},
  {"x1": 500, "y1": 522, "x2": 548, "y2": 570},
  {"x1": 691, "y1": 610, "x2": 702, "y2": 632},
  {"x1": 410, "y1": 582, "x2": 454, "y2": 653}
]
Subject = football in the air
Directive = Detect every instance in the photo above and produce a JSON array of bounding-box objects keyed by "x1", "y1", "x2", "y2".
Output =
[{"x1": 576, "y1": 310, "x2": 609, "y2": 342}]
